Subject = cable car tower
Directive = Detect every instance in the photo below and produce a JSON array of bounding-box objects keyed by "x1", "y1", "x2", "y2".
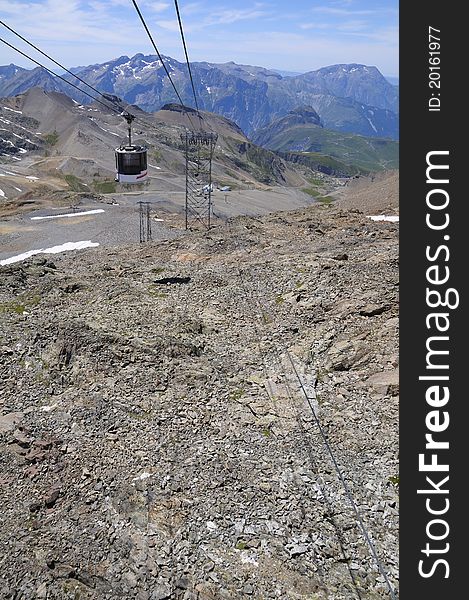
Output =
[
  {"x1": 115, "y1": 113, "x2": 148, "y2": 184},
  {"x1": 138, "y1": 201, "x2": 152, "y2": 243},
  {"x1": 181, "y1": 130, "x2": 218, "y2": 230}
]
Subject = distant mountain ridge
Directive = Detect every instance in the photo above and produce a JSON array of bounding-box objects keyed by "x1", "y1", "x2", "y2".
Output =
[
  {"x1": 0, "y1": 65, "x2": 64, "y2": 97},
  {"x1": 298, "y1": 64, "x2": 398, "y2": 113},
  {"x1": 0, "y1": 56, "x2": 399, "y2": 139},
  {"x1": 0, "y1": 64, "x2": 27, "y2": 81}
]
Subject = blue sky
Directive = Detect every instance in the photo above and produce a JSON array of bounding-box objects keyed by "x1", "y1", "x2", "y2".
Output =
[{"x1": 0, "y1": 1, "x2": 398, "y2": 76}]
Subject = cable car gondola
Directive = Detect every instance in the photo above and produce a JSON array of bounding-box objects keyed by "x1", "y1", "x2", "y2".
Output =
[{"x1": 115, "y1": 113, "x2": 148, "y2": 184}]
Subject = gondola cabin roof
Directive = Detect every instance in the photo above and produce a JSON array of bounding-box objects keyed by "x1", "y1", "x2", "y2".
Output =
[{"x1": 115, "y1": 144, "x2": 147, "y2": 154}]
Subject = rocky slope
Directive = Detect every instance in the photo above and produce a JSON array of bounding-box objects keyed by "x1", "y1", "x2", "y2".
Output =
[
  {"x1": 297, "y1": 65, "x2": 398, "y2": 115},
  {"x1": 0, "y1": 202, "x2": 399, "y2": 599},
  {"x1": 0, "y1": 88, "x2": 311, "y2": 210},
  {"x1": 0, "y1": 66, "x2": 64, "y2": 98},
  {"x1": 0, "y1": 105, "x2": 42, "y2": 158},
  {"x1": 335, "y1": 171, "x2": 399, "y2": 214},
  {"x1": 0, "y1": 58, "x2": 399, "y2": 139},
  {"x1": 0, "y1": 65, "x2": 27, "y2": 81}
]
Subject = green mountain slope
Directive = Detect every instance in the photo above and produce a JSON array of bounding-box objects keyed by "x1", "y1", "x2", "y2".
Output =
[{"x1": 253, "y1": 109, "x2": 399, "y2": 174}]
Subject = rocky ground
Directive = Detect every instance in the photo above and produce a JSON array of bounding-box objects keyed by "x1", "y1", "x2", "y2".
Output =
[
  {"x1": 333, "y1": 172, "x2": 399, "y2": 215},
  {"x1": 0, "y1": 202, "x2": 399, "y2": 599}
]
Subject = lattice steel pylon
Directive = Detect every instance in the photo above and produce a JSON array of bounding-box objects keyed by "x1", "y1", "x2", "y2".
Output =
[
  {"x1": 181, "y1": 131, "x2": 218, "y2": 230},
  {"x1": 138, "y1": 201, "x2": 152, "y2": 243}
]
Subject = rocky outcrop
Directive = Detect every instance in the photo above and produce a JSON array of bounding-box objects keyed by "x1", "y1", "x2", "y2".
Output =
[{"x1": 0, "y1": 107, "x2": 41, "y2": 156}]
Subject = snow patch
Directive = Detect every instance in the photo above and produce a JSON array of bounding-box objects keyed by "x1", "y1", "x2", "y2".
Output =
[
  {"x1": 0, "y1": 188, "x2": 5, "y2": 197},
  {"x1": 41, "y1": 403, "x2": 59, "y2": 413},
  {"x1": 100, "y1": 127, "x2": 121, "y2": 137},
  {"x1": 367, "y1": 215, "x2": 399, "y2": 223},
  {"x1": 239, "y1": 553, "x2": 259, "y2": 566},
  {"x1": 1, "y1": 131, "x2": 35, "y2": 146},
  {"x1": 132, "y1": 472, "x2": 151, "y2": 481},
  {"x1": 0, "y1": 241, "x2": 100, "y2": 266},
  {"x1": 366, "y1": 117, "x2": 378, "y2": 133},
  {"x1": 0, "y1": 129, "x2": 20, "y2": 139},
  {"x1": 0, "y1": 117, "x2": 40, "y2": 138},
  {"x1": 141, "y1": 60, "x2": 162, "y2": 69},
  {"x1": 31, "y1": 209, "x2": 105, "y2": 221}
]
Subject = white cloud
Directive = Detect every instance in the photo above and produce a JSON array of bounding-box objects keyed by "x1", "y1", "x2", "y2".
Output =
[
  {"x1": 299, "y1": 23, "x2": 331, "y2": 31},
  {"x1": 337, "y1": 19, "x2": 370, "y2": 32},
  {"x1": 155, "y1": 19, "x2": 180, "y2": 33},
  {"x1": 0, "y1": 1, "x2": 398, "y2": 76},
  {"x1": 343, "y1": 25, "x2": 399, "y2": 45},
  {"x1": 143, "y1": 1, "x2": 171, "y2": 13},
  {"x1": 0, "y1": 0, "x2": 152, "y2": 56},
  {"x1": 156, "y1": 4, "x2": 270, "y2": 34},
  {"x1": 93, "y1": 0, "x2": 169, "y2": 9},
  {"x1": 182, "y1": 2, "x2": 204, "y2": 16},
  {"x1": 312, "y1": 7, "x2": 378, "y2": 16},
  {"x1": 205, "y1": 7, "x2": 269, "y2": 26}
]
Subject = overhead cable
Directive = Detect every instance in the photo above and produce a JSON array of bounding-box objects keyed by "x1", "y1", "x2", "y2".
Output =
[
  {"x1": 173, "y1": 0, "x2": 200, "y2": 114},
  {"x1": 0, "y1": 36, "x2": 116, "y2": 113},
  {"x1": 0, "y1": 25, "x2": 173, "y2": 141},
  {"x1": 0, "y1": 20, "x2": 123, "y2": 115}
]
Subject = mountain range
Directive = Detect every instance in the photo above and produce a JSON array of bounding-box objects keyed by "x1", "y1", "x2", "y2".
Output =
[
  {"x1": 0, "y1": 56, "x2": 399, "y2": 140},
  {"x1": 0, "y1": 86, "x2": 315, "y2": 208}
]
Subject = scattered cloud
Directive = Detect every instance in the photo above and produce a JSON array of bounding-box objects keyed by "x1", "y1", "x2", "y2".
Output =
[
  {"x1": 299, "y1": 23, "x2": 331, "y2": 31},
  {"x1": 155, "y1": 19, "x2": 180, "y2": 33},
  {"x1": 312, "y1": 7, "x2": 378, "y2": 16},
  {"x1": 157, "y1": 4, "x2": 271, "y2": 34},
  {"x1": 204, "y1": 6, "x2": 270, "y2": 26},
  {"x1": 337, "y1": 19, "x2": 371, "y2": 32},
  {"x1": 182, "y1": 3, "x2": 205, "y2": 16},
  {"x1": 0, "y1": 0, "x2": 398, "y2": 76}
]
